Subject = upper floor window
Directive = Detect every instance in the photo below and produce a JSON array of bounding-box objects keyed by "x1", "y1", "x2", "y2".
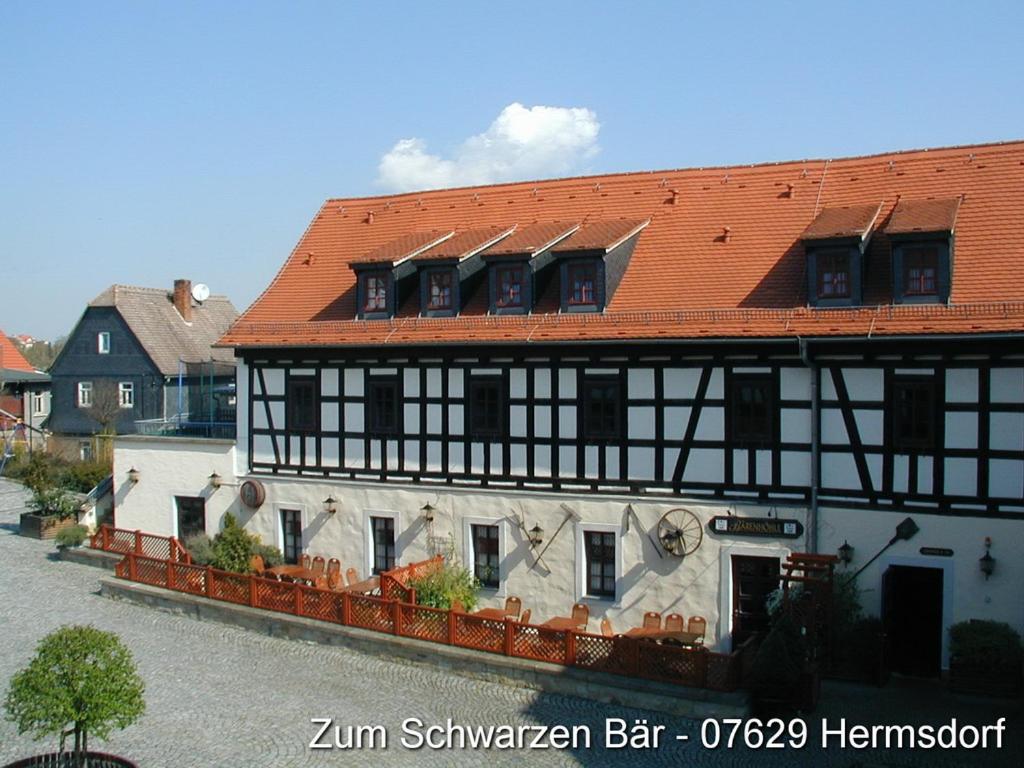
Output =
[
  {"x1": 892, "y1": 377, "x2": 935, "y2": 452},
  {"x1": 496, "y1": 266, "x2": 524, "y2": 309},
  {"x1": 471, "y1": 523, "x2": 500, "y2": 588},
  {"x1": 903, "y1": 246, "x2": 938, "y2": 296},
  {"x1": 426, "y1": 271, "x2": 453, "y2": 312},
  {"x1": 582, "y1": 376, "x2": 621, "y2": 441},
  {"x1": 286, "y1": 376, "x2": 317, "y2": 433},
  {"x1": 584, "y1": 530, "x2": 617, "y2": 599},
  {"x1": 97, "y1": 332, "x2": 111, "y2": 354},
  {"x1": 77, "y1": 381, "x2": 93, "y2": 408},
  {"x1": 568, "y1": 262, "x2": 597, "y2": 307},
  {"x1": 729, "y1": 375, "x2": 773, "y2": 444},
  {"x1": 367, "y1": 377, "x2": 400, "y2": 435},
  {"x1": 468, "y1": 377, "x2": 504, "y2": 438},
  {"x1": 118, "y1": 381, "x2": 134, "y2": 408},
  {"x1": 817, "y1": 250, "x2": 850, "y2": 299},
  {"x1": 362, "y1": 273, "x2": 389, "y2": 314}
]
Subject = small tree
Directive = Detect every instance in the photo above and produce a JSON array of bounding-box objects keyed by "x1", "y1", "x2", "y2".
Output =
[{"x1": 5, "y1": 625, "x2": 145, "y2": 766}]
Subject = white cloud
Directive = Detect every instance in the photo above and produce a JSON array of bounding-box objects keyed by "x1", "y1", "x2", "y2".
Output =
[{"x1": 376, "y1": 102, "x2": 600, "y2": 192}]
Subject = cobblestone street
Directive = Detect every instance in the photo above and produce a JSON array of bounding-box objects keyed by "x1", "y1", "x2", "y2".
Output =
[{"x1": 0, "y1": 478, "x2": 1018, "y2": 767}]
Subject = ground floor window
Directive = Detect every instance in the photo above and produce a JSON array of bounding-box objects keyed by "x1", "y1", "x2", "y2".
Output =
[
  {"x1": 371, "y1": 515, "x2": 395, "y2": 574},
  {"x1": 280, "y1": 508, "x2": 302, "y2": 564},
  {"x1": 471, "y1": 523, "x2": 500, "y2": 588},
  {"x1": 78, "y1": 440, "x2": 93, "y2": 462},
  {"x1": 175, "y1": 496, "x2": 206, "y2": 541},
  {"x1": 584, "y1": 530, "x2": 617, "y2": 598}
]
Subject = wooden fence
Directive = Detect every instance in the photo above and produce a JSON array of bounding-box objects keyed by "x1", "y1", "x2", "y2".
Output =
[
  {"x1": 111, "y1": 551, "x2": 750, "y2": 692},
  {"x1": 90, "y1": 524, "x2": 191, "y2": 564},
  {"x1": 378, "y1": 555, "x2": 443, "y2": 603}
]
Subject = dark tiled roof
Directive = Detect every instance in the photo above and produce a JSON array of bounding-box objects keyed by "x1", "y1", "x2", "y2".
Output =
[
  {"x1": 886, "y1": 197, "x2": 962, "y2": 234},
  {"x1": 801, "y1": 202, "x2": 883, "y2": 240},
  {"x1": 90, "y1": 285, "x2": 238, "y2": 374}
]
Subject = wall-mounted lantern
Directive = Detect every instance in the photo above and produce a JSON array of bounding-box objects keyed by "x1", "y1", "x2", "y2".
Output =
[
  {"x1": 420, "y1": 502, "x2": 437, "y2": 523},
  {"x1": 323, "y1": 495, "x2": 338, "y2": 515},
  {"x1": 838, "y1": 540, "x2": 855, "y2": 566},
  {"x1": 127, "y1": 467, "x2": 140, "y2": 485},
  {"x1": 208, "y1": 471, "x2": 222, "y2": 490},
  {"x1": 979, "y1": 537, "x2": 995, "y2": 580},
  {"x1": 528, "y1": 524, "x2": 544, "y2": 547}
]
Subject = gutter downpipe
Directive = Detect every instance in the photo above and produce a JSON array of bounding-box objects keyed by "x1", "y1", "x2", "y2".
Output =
[{"x1": 799, "y1": 337, "x2": 820, "y2": 553}]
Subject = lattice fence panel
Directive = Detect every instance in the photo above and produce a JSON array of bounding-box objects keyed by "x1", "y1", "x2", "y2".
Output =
[
  {"x1": 108, "y1": 530, "x2": 135, "y2": 554},
  {"x1": 705, "y1": 652, "x2": 737, "y2": 691},
  {"x1": 114, "y1": 557, "x2": 129, "y2": 578},
  {"x1": 637, "y1": 643, "x2": 706, "y2": 687},
  {"x1": 573, "y1": 633, "x2": 637, "y2": 676},
  {"x1": 453, "y1": 614, "x2": 505, "y2": 654},
  {"x1": 399, "y1": 604, "x2": 449, "y2": 643},
  {"x1": 511, "y1": 624, "x2": 566, "y2": 664},
  {"x1": 138, "y1": 534, "x2": 171, "y2": 560},
  {"x1": 349, "y1": 595, "x2": 394, "y2": 632},
  {"x1": 255, "y1": 579, "x2": 295, "y2": 613},
  {"x1": 171, "y1": 563, "x2": 207, "y2": 595},
  {"x1": 298, "y1": 587, "x2": 341, "y2": 623},
  {"x1": 210, "y1": 571, "x2": 250, "y2": 605},
  {"x1": 134, "y1": 557, "x2": 168, "y2": 588}
]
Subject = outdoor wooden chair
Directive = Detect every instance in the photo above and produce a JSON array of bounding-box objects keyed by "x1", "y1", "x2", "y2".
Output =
[
  {"x1": 311, "y1": 555, "x2": 326, "y2": 575},
  {"x1": 664, "y1": 613, "x2": 685, "y2": 632},
  {"x1": 571, "y1": 603, "x2": 589, "y2": 629},
  {"x1": 504, "y1": 596, "x2": 522, "y2": 618},
  {"x1": 643, "y1": 611, "x2": 662, "y2": 629},
  {"x1": 327, "y1": 571, "x2": 343, "y2": 591},
  {"x1": 519, "y1": 609, "x2": 531, "y2": 624},
  {"x1": 313, "y1": 575, "x2": 328, "y2": 590},
  {"x1": 687, "y1": 615, "x2": 707, "y2": 643},
  {"x1": 326, "y1": 558, "x2": 341, "y2": 577},
  {"x1": 346, "y1": 567, "x2": 359, "y2": 586},
  {"x1": 601, "y1": 617, "x2": 614, "y2": 637},
  {"x1": 249, "y1": 554, "x2": 265, "y2": 574},
  {"x1": 300, "y1": 553, "x2": 312, "y2": 569}
]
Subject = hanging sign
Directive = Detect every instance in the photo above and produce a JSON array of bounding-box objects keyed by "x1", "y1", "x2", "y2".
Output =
[{"x1": 708, "y1": 516, "x2": 804, "y2": 539}]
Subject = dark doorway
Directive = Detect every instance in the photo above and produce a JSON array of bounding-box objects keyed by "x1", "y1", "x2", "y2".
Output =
[
  {"x1": 731, "y1": 555, "x2": 780, "y2": 647},
  {"x1": 174, "y1": 496, "x2": 206, "y2": 541},
  {"x1": 882, "y1": 565, "x2": 944, "y2": 677}
]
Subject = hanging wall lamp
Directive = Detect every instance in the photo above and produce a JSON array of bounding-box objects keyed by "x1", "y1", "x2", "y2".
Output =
[
  {"x1": 837, "y1": 540, "x2": 855, "y2": 565},
  {"x1": 323, "y1": 495, "x2": 338, "y2": 515},
  {"x1": 979, "y1": 537, "x2": 995, "y2": 580},
  {"x1": 127, "y1": 467, "x2": 140, "y2": 485}
]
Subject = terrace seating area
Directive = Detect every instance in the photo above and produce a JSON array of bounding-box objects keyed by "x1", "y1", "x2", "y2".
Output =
[{"x1": 250, "y1": 553, "x2": 379, "y2": 594}]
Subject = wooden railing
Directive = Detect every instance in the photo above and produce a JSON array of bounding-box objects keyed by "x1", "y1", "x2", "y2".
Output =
[
  {"x1": 90, "y1": 524, "x2": 191, "y2": 564},
  {"x1": 112, "y1": 551, "x2": 746, "y2": 692},
  {"x1": 379, "y1": 555, "x2": 443, "y2": 604}
]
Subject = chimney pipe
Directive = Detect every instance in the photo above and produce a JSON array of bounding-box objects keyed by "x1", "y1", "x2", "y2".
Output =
[{"x1": 173, "y1": 279, "x2": 192, "y2": 322}]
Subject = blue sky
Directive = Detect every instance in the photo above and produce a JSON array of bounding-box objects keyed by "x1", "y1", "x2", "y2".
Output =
[{"x1": 2, "y1": 1, "x2": 1022, "y2": 340}]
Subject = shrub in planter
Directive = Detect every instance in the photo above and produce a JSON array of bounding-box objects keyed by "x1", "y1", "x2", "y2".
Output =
[
  {"x1": 184, "y1": 533, "x2": 216, "y2": 566},
  {"x1": 55, "y1": 525, "x2": 89, "y2": 549},
  {"x1": 31, "y1": 488, "x2": 80, "y2": 520},
  {"x1": 251, "y1": 542, "x2": 284, "y2": 569},
  {"x1": 949, "y1": 620, "x2": 1023, "y2": 697},
  {"x1": 408, "y1": 561, "x2": 480, "y2": 611}
]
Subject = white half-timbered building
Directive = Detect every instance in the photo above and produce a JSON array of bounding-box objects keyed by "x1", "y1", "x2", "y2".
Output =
[{"x1": 114, "y1": 140, "x2": 1024, "y2": 675}]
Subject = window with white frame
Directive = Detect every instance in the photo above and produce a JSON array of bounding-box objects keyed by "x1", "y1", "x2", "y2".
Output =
[
  {"x1": 576, "y1": 523, "x2": 621, "y2": 601},
  {"x1": 78, "y1": 441, "x2": 93, "y2": 461},
  {"x1": 77, "y1": 381, "x2": 93, "y2": 408},
  {"x1": 370, "y1": 515, "x2": 396, "y2": 574},
  {"x1": 31, "y1": 392, "x2": 47, "y2": 416},
  {"x1": 97, "y1": 332, "x2": 111, "y2": 354},
  {"x1": 118, "y1": 382, "x2": 134, "y2": 408},
  {"x1": 470, "y1": 523, "x2": 500, "y2": 588}
]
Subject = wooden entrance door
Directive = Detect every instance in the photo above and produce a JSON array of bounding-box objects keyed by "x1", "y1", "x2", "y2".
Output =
[{"x1": 731, "y1": 555, "x2": 780, "y2": 646}]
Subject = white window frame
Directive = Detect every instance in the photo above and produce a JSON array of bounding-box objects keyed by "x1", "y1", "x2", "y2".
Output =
[
  {"x1": 97, "y1": 332, "x2": 111, "y2": 354},
  {"x1": 77, "y1": 381, "x2": 93, "y2": 408},
  {"x1": 364, "y1": 509, "x2": 401, "y2": 576},
  {"x1": 272, "y1": 502, "x2": 308, "y2": 559},
  {"x1": 78, "y1": 441, "x2": 93, "y2": 462},
  {"x1": 462, "y1": 516, "x2": 508, "y2": 597},
  {"x1": 118, "y1": 381, "x2": 134, "y2": 408},
  {"x1": 31, "y1": 392, "x2": 48, "y2": 416},
  {"x1": 574, "y1": 522, "x2": 623, "y2": 604},
  {"x1": 170, "y1": 493, "x2": 208, "y2": 540}
]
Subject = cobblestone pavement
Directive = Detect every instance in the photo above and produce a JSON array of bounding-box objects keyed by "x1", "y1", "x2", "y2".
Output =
[{"x1": 0, "y1": 478, "x2": 1018, "y2": 767}]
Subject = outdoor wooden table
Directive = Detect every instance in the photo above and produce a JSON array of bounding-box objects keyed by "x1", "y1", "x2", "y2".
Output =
[
  {"x1": 266, "y1": 565, "x2": 321, "y2": 584},
  {"x1": 540, "y1": 616, "x2": 586, "y2": 631},
  {"x1": 472, "y1": 607, "x2": 509, "y2": 621},
  {"x1": 624, "y1": 627, "x2": 702, "y2": 645},
  {"x1": 339, "y1": 576, "x2": 380, "y2": 594}
]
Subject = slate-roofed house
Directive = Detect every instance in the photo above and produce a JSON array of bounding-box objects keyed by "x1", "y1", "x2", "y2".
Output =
[
  {"x1": 116, "y1": 141, "x2": 1024, "y2": 675},
  {"x1": 1, "y1": 333, "x2": 50, "y2": 450},
  {"x1": 47, "y1": 280, "x2": 238, "y2": 459}
]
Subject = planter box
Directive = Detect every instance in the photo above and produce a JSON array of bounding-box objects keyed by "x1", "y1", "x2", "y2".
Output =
[
  {"x1": 949, "y1": 663, "x2": 1023, "y2": 698},
  {"x1": 19, "y1": 512, "x2": 80, "y2": 540}
]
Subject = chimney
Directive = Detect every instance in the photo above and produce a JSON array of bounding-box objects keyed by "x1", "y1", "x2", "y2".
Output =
[{"x1": 173, "y1": 279, "x2": 192, "y2": 322}]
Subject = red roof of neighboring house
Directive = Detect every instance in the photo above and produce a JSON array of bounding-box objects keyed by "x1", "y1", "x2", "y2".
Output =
[
  {"x1": 0, "y1": 334, "x2": 35, "y2": 372},
  {"x1": 221, "y1": 140, "x2": 1024, "y2": 348}
]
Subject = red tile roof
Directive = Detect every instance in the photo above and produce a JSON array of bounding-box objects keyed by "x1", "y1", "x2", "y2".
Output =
[
  {"x1": 482, "y1": 221, "x2": 579, "y2": 257},
  {"x1": 350, "y1": 230, "x2": 453, "y2": 267},
  {"x1": 801, "y1": 202, "x2": 882, "y2": 240},
  {"x1": 221, "y1": 140, "x2": 1024, "y2": 348},
  {"x1": 886, "y1": 196, "x2": 961, "y2": 235},
  {"x1": 413, "y1": 225, "x2": 516, "y2": 262},
  {"x1": 553, "y1": 218, "x2": 650, "y2": 252},
  {"x1": 0, "y1": 333, "x2": 36, "y2": 372}
]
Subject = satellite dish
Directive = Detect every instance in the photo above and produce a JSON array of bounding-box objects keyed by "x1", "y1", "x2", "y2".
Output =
[{"x1": 191, "y1": 283, "x2": 211, "y2": 303}]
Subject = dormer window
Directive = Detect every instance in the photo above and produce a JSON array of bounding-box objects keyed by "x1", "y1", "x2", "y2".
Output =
[
  {"x1": 885, "y1": 197, "x2": 959, "y2": 305},
  {"x1": 801, "y1": 202, "x2": 881, "y2": 308},
  {"x1": 902, "y1": 246, "x2": 938, "y2": 296},
  {"x1": 495, "y1": 266, "x2": 524, "y2": 309},
  {"x1": 816, "y1": 250, "x2": 850, "y2": 299},
  {"x1": 426, "y1": 270, "x2": 453, "y2": 311},
  {"x1": 552, "y1": 219, "x2": 648, "y2": 314},
  {"x1": 361, "y1": 272, "x2": 390, "y2": 315},
  {"x1": 568, "y1": 261, "x2": 597, "y2": 307}
]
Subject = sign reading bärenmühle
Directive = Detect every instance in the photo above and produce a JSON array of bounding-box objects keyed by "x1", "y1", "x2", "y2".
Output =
[{"x1": 708, "y1": 516, "x2": 804, "y2": 539}]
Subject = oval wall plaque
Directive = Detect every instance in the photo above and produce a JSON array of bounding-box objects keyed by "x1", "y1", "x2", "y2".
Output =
[{"x1": 239, "y1": 479, "x2": 266, "y2": 509}]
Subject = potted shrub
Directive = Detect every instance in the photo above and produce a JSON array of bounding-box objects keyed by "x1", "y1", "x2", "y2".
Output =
[
  {"x1": 407, "y1": 561, "x2": 480, "y2": 611},
  {"x1": 19, "y1": 488, "x2": 83, "y2": 540},
  {"x1": 54, "y1": 524, "x2": 89, "y2": 550},
  {"x1": 949, "y1": 620, "x2": 1023, "y2": 697}
]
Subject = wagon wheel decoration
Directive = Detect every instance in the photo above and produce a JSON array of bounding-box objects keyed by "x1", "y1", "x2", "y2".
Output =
[{"x1": 657, "y1": 508, "x2": 703, "y2": 557}]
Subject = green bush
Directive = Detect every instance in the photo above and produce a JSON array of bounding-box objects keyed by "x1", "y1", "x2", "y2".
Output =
[
  {"x1": 31, "y1": 487, "x2": 80, "y2": 520},
  {"x1": 408, "y1": 561, "x2": 480, "y2": 611},
  {"x1": 950, "y1": 620, "x2": 1023, "y2": 669},
  {"x1": 748, "y1": 613, "x2": 807, "y2": 699},
  {"x1": 55, "y1": 525, "x2": 89, "y2": 548},
  {"x1": 252, "y1": 542, "x2": 283, "y2": 569},
  {"x1": 211, "y1": 514, "x2": 261, "y2": 573},
  {"x1": 184, "y1": 533, "x2": 216, "y2": 566},
  {"x1": 59, "y1": 461, "x2": 112, "y2": 493}
]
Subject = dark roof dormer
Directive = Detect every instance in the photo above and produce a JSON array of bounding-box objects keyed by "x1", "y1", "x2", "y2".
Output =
[
  {"x1": 412, "y1": 225, "x2": 515, "y2": 317},
  {"x1": 550, "y1": 219, "x2": 649, "y2": 313},
  {"x1": 885, "y1": 197, "x2": 960, "y2": 305},
  {"x1": 349, "y1": 231, "x2": 453, "y2": 319},
  {"x1": 480, "y1": 221, "x2": 579, "y2": 315},
  {"x1": 801, "y1": 202, "x2": 882, "y2": 308}
]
